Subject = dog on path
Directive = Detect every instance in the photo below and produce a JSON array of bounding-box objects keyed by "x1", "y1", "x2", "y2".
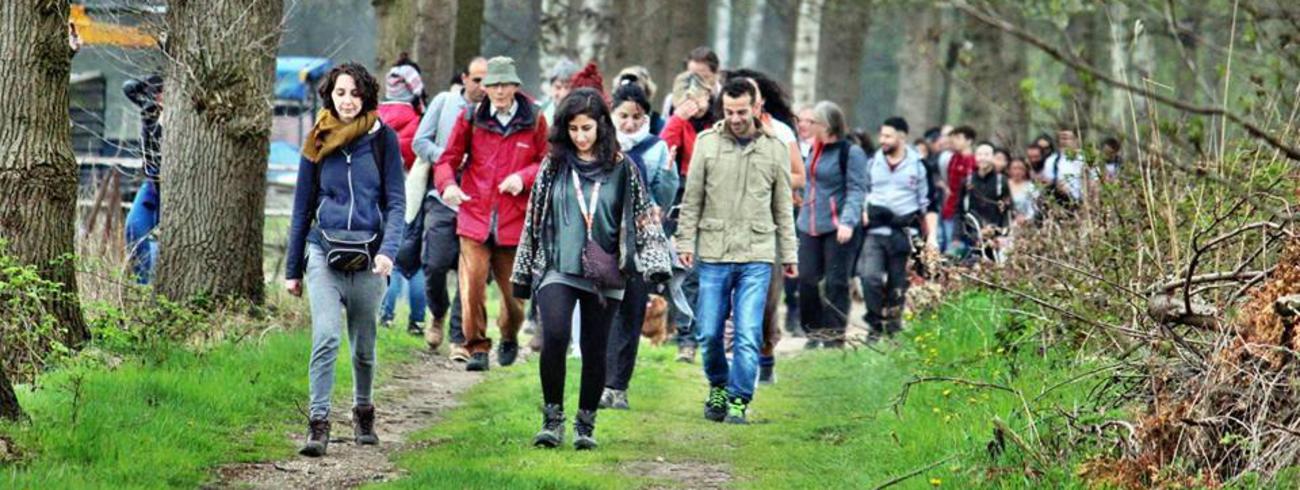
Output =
[{"x1": 641, "y1": 294, "x2": 672, "y2": 346}]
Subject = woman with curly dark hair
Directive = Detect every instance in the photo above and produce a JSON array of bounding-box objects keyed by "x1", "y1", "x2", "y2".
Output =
[
  {"x1": 285, "y1": 62, "x2": 406, "y2": 457},
  {"x1": 511, "y1": 88, "x2": 672, "y2": 450}
]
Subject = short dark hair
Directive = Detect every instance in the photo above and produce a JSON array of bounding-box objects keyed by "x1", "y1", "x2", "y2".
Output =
[
  {"x1": 720, "y1": 77, "x2": 757, "y2": 103},
  {"x1": 687, "y1": 46, "x2": 720, "y2": 74},
  {"x1": 549, "y1": 88, "x2": 619, "y2": 168},
  {"x1": 882, "y1": 116, "x2": 910, "y2": 135},
  {"x1": 923, "y1": 126, "x2": 942, "y2": 142},
  {"x1": 612, "y1": 82, "x2": 651, "y2": 115},
  {"x1": 319, "y1": 62, "x2": 380, "y2": 117},
  {"x1": 951, "y1": 125, "x2": 977, "y2": 140},
  {"x1": 1102, "y1": 136, "x2": 1121, "y2": 150}
]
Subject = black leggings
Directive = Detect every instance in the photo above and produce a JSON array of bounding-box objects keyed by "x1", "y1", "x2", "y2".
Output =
[
  {"x1": 537, "y1": 283, "x2": 621, "y2": 411},
  {"x1": 605, "y1": 276, "x2": 649, "y2": 391}
]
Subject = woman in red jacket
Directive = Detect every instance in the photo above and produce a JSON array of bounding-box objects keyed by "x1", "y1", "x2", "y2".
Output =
[
  {"x1": 377, "y1": 55, "x2": 425, "y2": 170},
  {"x1": 376, "y1": 56, "x2": 428, "y2": 336}
]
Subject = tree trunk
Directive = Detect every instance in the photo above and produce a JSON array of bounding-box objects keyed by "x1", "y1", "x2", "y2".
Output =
[
  {"x1": 416, "y1": 0, "x2": 459, "y2": 85},
  {"x1": 577, "y1": 0, "x2": 612, "y2": 63},
  {"x1": 605, "y1": 0, "x2": 709, "y2": 101},
  {"x1": 454, "y1": 0, "x2": 484, "y2": 70},
  {"x1": 791, "y1": 0, "x2": 822, "y2": 108},
  {"x1": 959, "y1": 10, "x2": 1029, "y2": 146},
  {"x1": 156, "y1": 0, "x2": 283, "y2": 304},
  {"x1": 1060, "y1": 11, "x2": 1106, "y2": 133},
  {"x1": 739, "y1": 0, "x2": 766, "y2": 69},
  {"x1": 0, "y1": 0, "x2": 89, "y2": 354},
  {"x1": 815, "y1": 0, "x2": 870, "y2": 121},
  {"x1": 711, "y1": 0, "x2": 733, "y2": 67},
  {"x1": 374, "y1": 0, "x2": 419, "y2": 70},
  {"x1": 482, "y1": 0, "x2": 542, "y2": 91},
  {"x1": 539, "y1": 0, "x2": 575, "y2": 73},
  {"x1": 0, "y1": 369, "x2": 20, "y2": 420},
  {"x1": 755, "y1": 0, "x2": 800, "y2": 87},
  {"x1": 1105, "y1": 2, "x2": 1130, "y2": 131},
  {"x1": 895, "y1": 4, "x2": 942, "y2": 132}
]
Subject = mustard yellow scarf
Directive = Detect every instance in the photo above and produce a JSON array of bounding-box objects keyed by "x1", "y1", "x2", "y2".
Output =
[{"x1": 303, "y1": 109, "x2": 380, "y2": 163}]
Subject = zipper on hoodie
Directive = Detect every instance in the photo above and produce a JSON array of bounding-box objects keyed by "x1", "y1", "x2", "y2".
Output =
[{"x1": 343, "y1": 149, "x2": 355, "y2": 230}]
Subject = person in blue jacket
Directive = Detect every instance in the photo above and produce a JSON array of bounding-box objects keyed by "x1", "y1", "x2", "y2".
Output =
[{"x1": 284, "y1": 62, "x2": 406, "y2": 458}]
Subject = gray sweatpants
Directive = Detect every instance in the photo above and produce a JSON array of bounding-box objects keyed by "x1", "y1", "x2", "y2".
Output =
[{"x1": 306, "y1": 244, "x2": 386, "y2": 419}]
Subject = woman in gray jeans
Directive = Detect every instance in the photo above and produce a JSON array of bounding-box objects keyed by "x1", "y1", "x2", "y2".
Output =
[{"x1": 284, "y1": 62, "x2": 407, "y2": 457}]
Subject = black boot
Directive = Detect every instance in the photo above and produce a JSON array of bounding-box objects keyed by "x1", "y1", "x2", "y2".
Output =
[
  {"x1": 353, "y1": 404, "x2": 379, "y2": 445},
  {"x1": 574, "y1": 409, "x2": 598, "y2": 450},
  {"x1": 466, "y1": 352, "x2": 490, "y2": 372},
  {"x1": 498, "y1": 341, "x2": 519, "y2": 367},
  {"x1": 299, "y1": 417, "x2": 331, "y2": 457},
  {"x1": 533, "y1": 404, "x2": 564, "y2": 448}
]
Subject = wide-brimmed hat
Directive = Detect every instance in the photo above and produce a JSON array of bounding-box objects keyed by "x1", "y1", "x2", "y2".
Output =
[{"x1": 482, "y1": 56, "x2": 522, "y2": 86}]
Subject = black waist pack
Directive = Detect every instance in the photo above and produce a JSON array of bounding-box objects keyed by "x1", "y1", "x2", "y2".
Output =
[{"x1": 318, "y1": 229, "x2": 380, "y2": 272}]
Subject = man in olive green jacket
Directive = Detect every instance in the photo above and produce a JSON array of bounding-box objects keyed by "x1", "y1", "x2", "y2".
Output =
[{"x1": 676, "y1": 79, "x2": 797, "y2": 425}]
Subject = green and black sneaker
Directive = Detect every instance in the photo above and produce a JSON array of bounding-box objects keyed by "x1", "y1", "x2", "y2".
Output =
[
  {"x1": 724, "y1": 397, "x2": 748, "y2": 425},
  {"x1": 704, "y1": 386, "x2": 728, "y2": 422}
]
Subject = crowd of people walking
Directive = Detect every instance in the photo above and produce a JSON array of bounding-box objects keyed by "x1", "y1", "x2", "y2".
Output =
[{"x1": 111, "y1": 44, "x2": 1108, "y2": 456}]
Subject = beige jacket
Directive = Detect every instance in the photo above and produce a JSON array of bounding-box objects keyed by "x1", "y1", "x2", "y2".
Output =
[{"x1": 675, "y1": 121, "x2": 797, "y2": 265}]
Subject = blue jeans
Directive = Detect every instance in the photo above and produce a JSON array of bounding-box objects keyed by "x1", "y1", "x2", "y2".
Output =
[
  {"x1": 380, "y1": 266, "x2": 427, "y2": 325},
  {"x1": 695, "y1": 261, "x2": 772, "y2": 402},
  {"x1": 938, "y1": 218, "x2": 955, "y2": 254},
  {"x1": 125, "y1": 180, "x2": 160, "y2": 285}
]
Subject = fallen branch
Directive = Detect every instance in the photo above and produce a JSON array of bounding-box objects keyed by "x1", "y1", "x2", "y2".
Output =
[
  {"x1": 871, "y1": 454, "x2": 957, "y2": 490},
  {"x1": 956, "y1": 272, "x2": 1152, "y2": 340},
  {"x1": 1147, "y1": 293, "x2": 1220, "y2": 330},
  {"x1": 1152, "y1": 270, "x2": 1272, "y2": 294},
  {"x1": 992, "y1": 416, "x2": 1049, "y2": 467}
]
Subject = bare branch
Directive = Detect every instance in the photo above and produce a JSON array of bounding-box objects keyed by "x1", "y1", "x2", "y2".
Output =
[{"x1": 952, "y1": 0, "x2": 1300, "y2": 162}]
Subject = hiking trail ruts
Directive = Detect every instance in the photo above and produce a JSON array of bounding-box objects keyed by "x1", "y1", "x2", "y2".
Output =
[{"x1": 212, "y1": 348, "x2": 485, "y2": 489}]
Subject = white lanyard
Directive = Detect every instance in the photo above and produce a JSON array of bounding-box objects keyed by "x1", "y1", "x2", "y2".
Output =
[{"x1": 571, "y1": 170, "x2": 601, "y2": 238}]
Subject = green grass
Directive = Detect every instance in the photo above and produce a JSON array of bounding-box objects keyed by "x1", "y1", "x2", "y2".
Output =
[
  {"x1": 378, "y1": 292, "x2": 1103, "y2": 489},
  {"x1": 0, "y1": 291, "x2": 1107, "y2": 489},
  {"x1": 0, "y1": 321, "x2": 427, "y2": 488}
]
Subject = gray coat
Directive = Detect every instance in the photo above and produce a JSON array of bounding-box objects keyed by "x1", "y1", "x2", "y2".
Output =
[{"x1": 797, "y1": 141, "x2": 868, "y2": 236}]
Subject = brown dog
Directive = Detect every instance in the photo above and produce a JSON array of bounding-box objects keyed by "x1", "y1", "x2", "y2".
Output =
[{"x1": 641, "y1": 294, "x2": 672, "y2": 346}]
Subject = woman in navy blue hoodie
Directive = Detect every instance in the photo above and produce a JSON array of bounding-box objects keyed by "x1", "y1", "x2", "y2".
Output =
[{"x1": 284, "y1": 63, "x2": 406, "y2": 457}]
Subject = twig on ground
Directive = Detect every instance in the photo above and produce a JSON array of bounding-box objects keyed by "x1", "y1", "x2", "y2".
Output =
[{"x1": 870, "y1": 453, "x2": 957, "y2": 490}]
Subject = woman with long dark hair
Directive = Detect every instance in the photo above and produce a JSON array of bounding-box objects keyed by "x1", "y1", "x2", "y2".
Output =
[
  {"x1": 285, "y1": 62, "x2": 407, "y2": 457},
  {"x1": 511, "y1": 88, "x2": 672, "y2": 450}
]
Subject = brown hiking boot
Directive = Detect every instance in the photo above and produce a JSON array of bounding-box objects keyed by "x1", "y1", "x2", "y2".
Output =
[
  {"x1": 299, "y1": 418, "x2": 330, "y2": 457},
  {"x1": 424, "y1": 317, "x2": 445, "y2": 351},
  {"x1": 353, "y1": 405, "x2": 379, "y2": 445},
  {"x1": 449, "y1": 344, "x2": 471, "y2": 363}
]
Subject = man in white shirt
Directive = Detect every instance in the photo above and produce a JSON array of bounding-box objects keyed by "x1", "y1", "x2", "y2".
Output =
[{"x1": 1041, "y1": 128, "x2": 1097, "y2": 205}]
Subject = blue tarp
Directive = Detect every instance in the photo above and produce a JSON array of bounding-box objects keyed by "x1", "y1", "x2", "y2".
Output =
[
  {"x1": 267, "y1": 140, "x2": 301, "y2": 185},
  {"x1": 275, "y1": 57, "x2": 332, "y2": 101}
]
